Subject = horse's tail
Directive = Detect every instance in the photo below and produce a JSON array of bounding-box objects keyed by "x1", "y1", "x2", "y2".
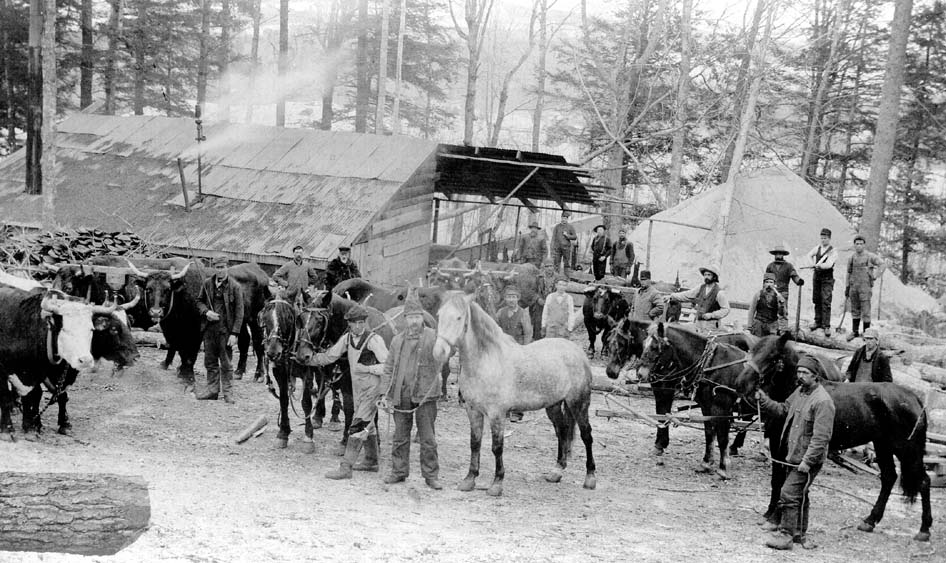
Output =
[{"x1": 899, "y1": 402, "x2": 928, "y2": 504}]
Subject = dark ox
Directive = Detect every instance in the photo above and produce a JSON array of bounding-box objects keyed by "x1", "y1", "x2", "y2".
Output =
[
  {"x1": 0, "y1": 287, "x2": 123, "y2": 436},
  {"x1": 581, "y1": 286, "x2": 629, "y2": 357}
]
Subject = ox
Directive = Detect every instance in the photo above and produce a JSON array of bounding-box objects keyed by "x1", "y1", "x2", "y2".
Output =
[
  {"x1": 581, "y1": 286, "x2": 629, "y2": 357},
  {"x1": 0, "y1": 287, "x2": 118, "y2": 436}
]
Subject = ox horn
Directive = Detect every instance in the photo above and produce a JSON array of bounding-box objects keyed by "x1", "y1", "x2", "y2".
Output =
[
  {"x1": 126, "y1": 259, "x2": 147, "y2": 278},
  {"x1": 170, "y1": 262, "x2": 191, "y2": 280},
  {"x1": 41, "y1": 262, "x2": 60, "y2": 273},
  {"x1": 91, "y1": 303, "x2": 117, "y2": 315},
  {"x1": 40, "y1": 293, "x2": 64, "y2": 314},
  {"x1": 119, "y1": 288, "x2": 141, "y2": 310}
]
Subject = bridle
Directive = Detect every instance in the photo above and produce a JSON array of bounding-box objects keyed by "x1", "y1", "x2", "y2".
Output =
[
  {"x1": 435, "y1": 302, "x2": 469, "y2": 352},
  {"x1": 296, "y1": 306, "x2": 331, "y2": 355},
  {"x1": 261, "y1": 300, "x2": 296, "y2": 359}
]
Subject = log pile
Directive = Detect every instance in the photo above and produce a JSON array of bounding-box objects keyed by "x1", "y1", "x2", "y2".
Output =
[{"x1": 0, "y1": 472, "x2": 150, "y2": 556}]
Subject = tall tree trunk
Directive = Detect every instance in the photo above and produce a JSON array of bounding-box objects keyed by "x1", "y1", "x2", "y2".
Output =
[
  {"x1": 41, "y1": 0, "x2": 56, "y2": 225},
  {"x1": 452, "y1": 0, "x2": 495, "y2": 145},
  {"x1": 800, "y1": 0, "x2": 848, "y2": 184},
  {"x1": 79, "y1": 0, "x2": 92, "y2": 109},
  {"x1": 245, "y1": 0, "x2": 261, "y2": 122},
  {"x1": 355, "y1": 0, "x2": 369, "y2": 132},
  {"x1": 837, "y1": 13, "x2": 868, "y2": 205},
  {"x1": 489, "y1": 2, "x2": 538, "y2": 147},
  {"x1": 25, "y1": 0, "x2": 42, "y2": 194},
  {"x1": 900, "y1": 136, "x2": 920, "y2": 283},
  {"x1": 164, "y1": 50, "x2": 174, "y2": 116},
  {"x1": 197, "y1": 0, "x2": 210, "y2": 111},
  {"x1": 132, "y1": 22, "x2": 144, "y2": 115},
  {"x1": 861, "y1": 0, "x2": 913, "y2": 252},
  {"x1": 666, "y1": 0, "x2": 691, "y2": 207},
  {"x1": 376, "y1": 0, "x2": 390, "y2": 134},
  {"x1": 531, "y1": 0, "x2": 547, "y2": 152},
  {"x1": 276, "y1": 0, "x2": 288, "y2": 126},
  {"x1": 391, "y1": 0, "x2": 406, "y2": 134},
  {"x1": 103, "y1": 0, "x2": 123, "y2": 115},
  {"x1": 719, "y1": 0, "x2": 763, "y2": 182},
  {"x1": 319, "y1": 0, "x2": 339, "y2": 130},
  {"x1": 219, "y1": 0, "x2": 231, "y2": 122},
  {"x1": 2, "y1": 0, "x2": 16, "y2": 149}
]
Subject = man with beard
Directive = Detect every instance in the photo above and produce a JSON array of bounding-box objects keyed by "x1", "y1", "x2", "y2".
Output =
[
  {"x1": 765, "y1": 244, "x2": 804, "y2": 333},
  {"x1": 610, "y1": 228, "x2": 635, "y2": 278},
  {"x1": 748, "y1": 273, "x2": 786, "y2": 337},
  {"x1": 325, "y1": 245, "x2": 361, "y2": 290},
  {"x1": 630, "y1": 270, "x2": 664, "y2": 322},
  {"x1": 590, "y1": 225, "x2": 612, "y2": 281},
  {"x1": 514, "y1": 219, "x2": 548, "y2": 268},
  {"x1": 550, "y1": 211, "x2": 578, "y2": 274},
  {"x1": 196, "y1": 254, "x2": 244, "y2": 403},
  {"x1": 667, "y1": 265, "x2": 730, "y2": 332}
]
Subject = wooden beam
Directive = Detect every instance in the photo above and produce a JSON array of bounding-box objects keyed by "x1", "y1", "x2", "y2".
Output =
[
  {"x1": 438, "y1": 152, "x2": 594, "y2": 174},
  {"x1": 517, "y1": 196, "x2": 539, "y2": 213},
  {"x1": 536, "y1": 174, "x2": 568, "y2": 211}
]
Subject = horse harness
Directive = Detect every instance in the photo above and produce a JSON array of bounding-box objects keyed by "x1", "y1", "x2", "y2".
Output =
[{"x1": 648, "y1": 334, "x2": 755, "y2": 407}]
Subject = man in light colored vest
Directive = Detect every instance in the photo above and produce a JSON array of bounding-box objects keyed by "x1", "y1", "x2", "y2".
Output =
[
  {"x1": 541, "y1": 276, "x2": 578, "y2": 338},
  {"x1": 805, "y1": 228, "x2": 837, "y2": 336}
]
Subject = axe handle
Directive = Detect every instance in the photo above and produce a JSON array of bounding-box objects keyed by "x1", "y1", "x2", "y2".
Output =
[{"x1": 795, "y1": 283, "x2": 803, "y2": 334}]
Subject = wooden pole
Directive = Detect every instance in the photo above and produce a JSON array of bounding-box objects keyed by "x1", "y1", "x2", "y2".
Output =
[
  {"x1": 24, "y1": 0, "x2": 42, "y2": 195},
  {"x1": 432, "y1": 198, "x2": 440, "y2": 243},
  {"x1": 40, "y1": 0, "x2": 56, "y2": 227},
  {"x1": 177, "y1": 158, "x2": 190, "y2": 211},
  {"x1": 646, "y1": 219, "x2": 654, "y2": 269}
]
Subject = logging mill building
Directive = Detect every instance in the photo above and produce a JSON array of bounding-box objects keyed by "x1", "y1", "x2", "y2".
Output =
[{"x1": 0, "y1": 114, "x2": 599, "y2": 285}]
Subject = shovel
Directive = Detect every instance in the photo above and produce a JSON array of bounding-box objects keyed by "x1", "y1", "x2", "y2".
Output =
[{"x1": 836, "y1": 295, "x2": 849, "y2": 334}]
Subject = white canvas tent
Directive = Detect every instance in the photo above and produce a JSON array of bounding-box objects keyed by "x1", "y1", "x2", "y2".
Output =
[{"x1": 630, "y1": 165, "x2": 937, "y2": 325}]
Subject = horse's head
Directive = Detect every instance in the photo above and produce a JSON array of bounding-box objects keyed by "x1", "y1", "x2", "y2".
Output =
[
  {"x1": 292, "y1": 289, "x2": 333, "y2": 364},
  {"x1": 433, "y1": 291, "x2": 471, "y2": 364},
  {"x1": 637, "y1": 322, "x2": 674, "y2": 383},
  {"x1": 737, "y1": 332, "x2": 793, "y2": 398},
  {"x1": 605, "y1": 319, "x2": 647, "y2": 379},
  {"x1": 260, "y1": 300, "x2": 296, "y2": 361}
]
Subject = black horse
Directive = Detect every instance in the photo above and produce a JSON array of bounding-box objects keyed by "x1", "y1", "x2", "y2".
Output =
[
  {"x1": 606, "y1": 320, "x2": 756, "y2": 465},
  {"x1": 634, "y1": 323, "x2": 761, "y2": 479},
  {"x1": 582, "y1": 286, "x2": 628, "y2": 358},
  {"x1": 257, "y1": 298, "x2": 310, "y2": 450},
  {"x1": 737, "y1": 333, "x2": 932, "y2": 542}
]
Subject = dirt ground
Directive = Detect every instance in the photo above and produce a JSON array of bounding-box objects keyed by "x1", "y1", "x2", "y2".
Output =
[{"x1": 2, "y1": 337, "x2": 944, "y2": 563}]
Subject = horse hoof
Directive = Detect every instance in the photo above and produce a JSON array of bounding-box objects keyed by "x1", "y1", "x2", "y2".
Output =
[
  {"x1": 544, "y1": 471, "x2": 563, "y2": 483},
  {"x1": 486, "y1": 483, "x2": 503, "y2": 497},
  {"x1": 914, "y1": 531, "x2": 931, "y2": 542},
  {"x1": 159, "y1": 361, "x2": 170, "y2": 370},
  {"x1": 57, "y1": 426, "x2": 73, "y2": 437},
  {"x1": 696, "y1": 463, "x2": 714, "y2": 474},
  {"x1": 857, "y1": 521, "x2": 875, "y2": 533},
  {"x1": 275, "y1": 438, "x2": 288, "y2": 449},
  {"x1": 457, "y1": 478, "x2": 476, "y2": 492},
  {"x1": 300, "y1": 441, "x2": 315, "y2": 454},
  {"x1": 715, "y1": 469, "x2": 730, "y2": 480},
  {"x1": 583, "y1": 474, "x2": 597, "y2": 490}
]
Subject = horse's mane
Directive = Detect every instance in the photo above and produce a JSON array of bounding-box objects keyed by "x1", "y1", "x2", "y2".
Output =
[{"x1": 445, "y1": 292, "x2": 516, "y2": 351}]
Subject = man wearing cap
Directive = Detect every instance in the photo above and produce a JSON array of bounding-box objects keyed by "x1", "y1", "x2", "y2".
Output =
[
  {"x1": 325, "y1": 245, "x2": 361, "y2": 290},
  {"x1": 309, "y1": 305, "x2": 389, "y2": 479},
  {"x1": 496, "y1": 286, "x2": 532, "y2": 422},
  {"x1": 610, "y1": 228, "x2": 635, "y2": 279},
  {"x1": 748, "y1": 273, "x2": 787, "y2": 337},
  {"x1": 844, "y1": 327, "x2": 892, "y2": 383},
  {"x1": 514, "y1": 219, "x2": 548, "y2": 268},
  {"x1": 550, "y1": 211, "x2": 578, "y2": 274},
  {"x1": 542, "y1": 276, "x2": 579, "y2": 338},
  {"x1": 630, "y1": 270, "x2": 664, "y2": 322},
  {"x1": 273, "y1": 245, "x2": 320, "y2": 306},
  {"x1": 379, "y1": 296, "x2": 444, "y2": 490},
  {"x1": 667, "y1": 265, "x2": 730, "y2": 332},
  {"x1": 756, "y1": 354, "x2": 836, "y2": 550},
  {"x1": 765, "y1": 244, "x2": 804, "y2": 332},
  {"x1": 590, "y1": 225, "x2": 612, "y2": 281},
  {"x1": 845, "y1": 235, "x2": 884, "y2": 341},
  {"x1": 805, "y1": 228, "x2": 838, "y2": 335},
  {"x1": 196, "y1": 254, "x2": 245, "y2": 403}
]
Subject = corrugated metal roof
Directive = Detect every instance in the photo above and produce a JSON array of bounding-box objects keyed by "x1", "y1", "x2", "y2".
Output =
[{"x1": 0, "y1": 114, "x2": 438, "y2": 262}]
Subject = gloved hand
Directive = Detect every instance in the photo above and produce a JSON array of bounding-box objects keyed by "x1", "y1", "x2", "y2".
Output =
[
  {"x1": 797, "y1": 278, "x2": 805, "y2": 286},
  {"x1": 797, "y1": 461, "x2": 811, "y2": 474},
  {"x1": 227, "y1": 334, "x2": 238, "y2": 348}
]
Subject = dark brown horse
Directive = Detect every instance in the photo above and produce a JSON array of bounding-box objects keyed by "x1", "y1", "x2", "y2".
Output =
[
  {"x1": 606, "y1": 320, "x2": 756, "y2": 462},
  {"x1": 736, "y1": 333, "x2": 932, "y2": 542}
]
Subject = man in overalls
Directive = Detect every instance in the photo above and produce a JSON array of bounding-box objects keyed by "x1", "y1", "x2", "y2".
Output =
[
  {"x1": 309, "y1": 305, "x2": 389, "y2": 480},
  {"x1": 845, "y1": 235, "x2": 884, "y2": 341}
]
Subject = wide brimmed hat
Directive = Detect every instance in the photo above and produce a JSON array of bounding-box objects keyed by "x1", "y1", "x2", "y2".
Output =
[
  {"x1": 698, "y1": 265, "x2": 720, "y2": 279},
  {"x1": 863, "y1": 327, "x2": 880, "y2": 340},
  {"x1": 593, "y1": 224, "x2": 606, "y2": 232},
  {"x1": 528, "y1": 220, "x2": 540, "y2": 229},
  {"x1": 344, "y1": 305, "x2": 369, "y2": 321},
  {"x1": 769, "y1": 244, "x2": 790, "y2": 256},
  {"x1": 338, "y1": 245, "x2": 351, "y2": 252},
  {"x1": 504, "y1": 286, "x2": 521, "y2": 297}
]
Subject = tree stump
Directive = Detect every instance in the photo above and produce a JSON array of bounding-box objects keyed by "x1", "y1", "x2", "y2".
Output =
[{"x1": 0, "y1": 472, "x2": 150, "y2": 556}]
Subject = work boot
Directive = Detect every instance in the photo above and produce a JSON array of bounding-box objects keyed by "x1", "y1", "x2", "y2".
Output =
[
  {"x1": 845, "y1": 331, "x2": 860, "y2": 342},
  {"x1": 196, "y1": 388, "x2": 218, "y2": 400},
  {"x1": 764, "y1": 532, "x2": 794, "y2": 550},
  {"x1": 331, "y1": 441, "x2": 347, "y2": 456},
  {"x1": 383, "y1": 473, "x2": 406, "y2": 485},
  {"x1": 223, "y1": 393, "x2": 234, "y2": 404},
  {"x1": 760, "y1": 520, "x2": 779, "y2": 532},
  {"x1": 325, "y1": 436, "x2": 362, "y2": 480},
  {"x1": 353, "y1": 435, "x2": 379, "y2": 472},
  {"x1": 424, "y1": 477, "x2": 443, "y2": 490},
  {"x1": 312, "y1": 417, "x2": 323, "y2": 430}
]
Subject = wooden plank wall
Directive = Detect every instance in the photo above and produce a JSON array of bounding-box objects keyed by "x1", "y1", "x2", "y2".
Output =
[{"x1": 362, "y1": 154, "x2": 436, "y2": 286}]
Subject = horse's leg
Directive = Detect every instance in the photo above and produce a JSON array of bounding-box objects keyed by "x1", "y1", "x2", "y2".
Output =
[
  {"x1": 714, "y1": 407, "x2": 732, "y2": 480},
  {"x1": 730, "y1": 417, "x2": 749, "y2": 456},
  {"x1": 312, "y1": 368, "x2": 326, "y2": 428},
  {"x1": 440, "y1": 362, "x2": 450, "y2": 399},
  {"x1": 858, "y1": 444, "x2": 898, "y2": 533},
  {"x1": 486, "y1": 414, "x2": 506, "y2": 497},
  {"x1": 299, "y1": 366, "x2": 315, "y2": 454},
  {"x1": 161, "y1": 348, "x2": 175, "y2": 370},
  {"x1": 544, "y1": 403, "x2": 568, "y2": 483},
  {"x1": 698, "y1": 400, "x2": 715, "y2": 473},
  {"x1": 584, "y1": 319, "x2": 596, "y2": 356},
  {"x1": 917, "y1": 470, "x2": 933, "y2": 542},
  {"x1": 249, "y1": 318, "x2": 265, "y2": 381},
  {"x1": 653, "y1": 384, "x2": 674, "y2": 458},
  {"x1": 458, "y1": 407, "x2": 484, "y2": 492},
  {"x1": 574, "y1": 395, "x2": 596, "y2": 490},
  {"x1": 765, "y1": 429, "x2": 787, "y2": 523},
  {"x1": 235, "y1": 323, "x2": 250, "y2": 377},
  {"x1": 275, "y1": 364, "x2": 291, "y2": 448}
]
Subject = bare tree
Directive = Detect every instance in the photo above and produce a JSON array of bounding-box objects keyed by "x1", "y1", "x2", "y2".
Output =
[
  {"x1": 41, "y1": 0, "x2": 56, "y2": 225},
  {"x1": 861, "y1": 0, "x2": 913, "y2": 252},
  {"x1": 392, "y1": 0, "x2": 407, "y2": 134},
  {"x1": 79, "y1": 0, "x2": 93, "y2": 109},
  {"x1": 450, "y1": 0, "x2": 495, "y2": 145},
  {"x1": 276, "y1": 0, "x2": 288, "y2": 126},
  {"x1": 376, "y1": 0, "x2": 391, "y2": 134},
  {"x1": 355, "y1": 0, "x2": 369, "y2": 132},
  {"x1": 25, "y1": 0, "x2": 41, "y2": 193},
  {"x1": 666, "y1": 0, "x2": 692, "y2": 207},
  {"x1": 531, "y1": 0, "x2": 547, "y2": 151},
  {"x1": 219, "y1": 0, "x2": 231, "y2": 122},
  {"x1": 103, "y1": 0, "x2": 125, "y2": 115},
  {"x1": 2, "y1": 0, "x2": 17, "y2": 149},
  {"x1": 486, "y1": 1, "x2": 539, "y2": 147},
  {"x1": 245, "y1": 0, "x2": 262, "y2": 122},
  {"x1": 197, "y1": 0, "x2": 211, "y2": 110}
]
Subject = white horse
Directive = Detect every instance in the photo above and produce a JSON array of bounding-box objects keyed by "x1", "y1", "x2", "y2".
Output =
[{"x1": 432, "y1": 291, "x2": 596, "y2": 496}]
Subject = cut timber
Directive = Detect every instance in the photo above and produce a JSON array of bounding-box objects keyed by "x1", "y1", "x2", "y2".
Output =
[
  {"x1": 595, "y1": 409, "x2": 761, "y2": 430},
  {"x1": 233, "y1": 415, "x2": 268, "y2": 444},
  {"x1": 132, "y1": 329, "x2": 167, "y2": 349},
  {"x1": 0, "y1": 472, "x2": 150, "y2": 556},
  {"x1": 793, "y1": 328, "x2": 859, "y2": 351}
]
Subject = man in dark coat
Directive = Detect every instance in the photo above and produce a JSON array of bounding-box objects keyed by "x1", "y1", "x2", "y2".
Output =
[
  {"x1": 756, "y1": 354, "x2": 836, "y2": 550},
  {"x1": 196, "y1": 254, "x2": 245, "y2": 403},
  {"x1": 590, "y1": 225, "x2": 612, "y2": 281},
  {"x1": 515, "y1": 219, "x2": 548, "y2": 268},
  {"x1": 748, "y1": 273, "x2": 786, "y2": 337},
  {"x1": 844, "y1": 327, "x2": 892, "y2": 383},
  {"x1": 550, "y1": 210, "x2": 577, "y2": 274},
  {"x1": 765, "y1": 244, "x2": 804, "y2": 332},
  {"x1": 325, "y1": 245, "x2": 361, "y2": 290},
  {"x1": 610, "y1": 228, "x2": 635, "y2": 278}
]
